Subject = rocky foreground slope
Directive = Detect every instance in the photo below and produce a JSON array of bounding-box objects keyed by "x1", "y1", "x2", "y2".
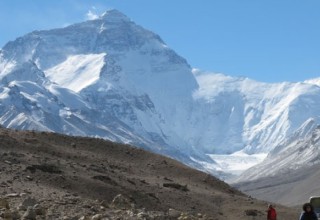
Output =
[{"x1": 0, "y1": 128, "x2": 298, "y2": 219}]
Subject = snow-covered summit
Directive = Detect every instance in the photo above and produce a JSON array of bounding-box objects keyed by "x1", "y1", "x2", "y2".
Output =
[
  {"x1": 1, "y1": 9, "x2": 167, "y2": 69},
  {"x1": 1, "y1": 10, "x2": 320, "y2": 178},
  {"x1": 99, "y1": 9, "x2": 131, "y2": 22},
  {"x1": 304, "y1": 77, "x2": 320, "y2": 87}
]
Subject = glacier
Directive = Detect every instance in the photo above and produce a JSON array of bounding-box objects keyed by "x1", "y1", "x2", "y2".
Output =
[
  {"x1": 234, "y1": 118, "x2": 320, "y2": 183},
  {"x1": 1, "y1": 9, "x2": 320, "y2": 179}
]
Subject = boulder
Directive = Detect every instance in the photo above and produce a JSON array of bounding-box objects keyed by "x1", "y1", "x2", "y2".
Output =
[
  {"x1": 21, "y1": 197, "x2": 37, "y2": 208},
  {"x1": 33, "y1": 204, "x2": 45, "y2": 216},
  {"x1": 110, "y1": 194, "x2": 134, "y2": 210},
  {"x1": 22, "y1": 207, "x2": 36, "y2": 220}
]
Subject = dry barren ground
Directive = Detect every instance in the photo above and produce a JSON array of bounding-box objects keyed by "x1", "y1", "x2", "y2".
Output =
[{"x1": 0, "y1": 128, "x2": 298, "y2": 219}]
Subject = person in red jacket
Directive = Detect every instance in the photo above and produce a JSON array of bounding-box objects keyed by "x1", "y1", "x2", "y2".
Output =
[{"x1": 267, "y1": 204, "x2": 277, "y2": 220}]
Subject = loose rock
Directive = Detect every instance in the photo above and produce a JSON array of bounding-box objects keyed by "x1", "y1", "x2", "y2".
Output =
[
  {"x1": 110, "y1": 194, "x2": 134, "y2": 210},
  {"x1": 91, "y1": 214, "x2": 102, "y2": 220},
  {"x1": 168, "y1": 208, "x2": 181, "y2": 218}
]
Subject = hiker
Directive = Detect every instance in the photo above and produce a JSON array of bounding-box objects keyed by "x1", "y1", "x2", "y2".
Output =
[
  {"x1": 267, "y1": 204, "x2": 277, "y2": 220},
  {"x1": 299, "y1": 203, "x2": 318, "y2": 220}
]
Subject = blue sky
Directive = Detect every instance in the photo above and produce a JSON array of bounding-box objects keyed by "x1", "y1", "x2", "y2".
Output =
[{"x1": 0, "y1": 0, "x2": 319, "y2": 83}]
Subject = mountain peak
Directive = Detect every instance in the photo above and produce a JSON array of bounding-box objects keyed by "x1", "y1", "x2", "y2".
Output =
[{"x1": 99, "y1": 9, "x2": 131, "y2": 22}]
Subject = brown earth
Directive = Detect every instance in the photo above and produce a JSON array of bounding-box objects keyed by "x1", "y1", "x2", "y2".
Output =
[{"x1": 0, "y1": 128, "x2": 299, "y2": 219}]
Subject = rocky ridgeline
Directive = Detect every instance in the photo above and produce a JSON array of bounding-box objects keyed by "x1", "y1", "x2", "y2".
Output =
[{"x1": 0, "y1": 194, "x2": 209, "y2": 220}]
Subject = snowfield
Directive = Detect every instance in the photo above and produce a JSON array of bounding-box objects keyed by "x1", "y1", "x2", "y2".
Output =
[
  {"x1": 45, "y1": 53, "x2": 106, "y2": 92},
  {"x1": 209, "y1": 151, "x2": 267, "y2": 176}
]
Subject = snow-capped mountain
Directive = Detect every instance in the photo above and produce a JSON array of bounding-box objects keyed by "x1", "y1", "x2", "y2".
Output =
[
  {"x1": 1, "y1": 9, "x2": 320, "y2": 177},
  {"x1": 233, "y1": 118, "x2": 320, "y2": 182},
  {"x1": 192, "y1": 70, "x2": 320, "y2": 154},
  {"x1": 0, "y1": 10, "x2": 211, "y2": 171},
  {"x1": 232, "y1": 120, "x2": 320, "y2": 206}
]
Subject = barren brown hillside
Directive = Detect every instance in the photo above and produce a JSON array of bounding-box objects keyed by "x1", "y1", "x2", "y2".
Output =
[{"x1": 0, "y1": 128, "x2": 298, "y2": 219}]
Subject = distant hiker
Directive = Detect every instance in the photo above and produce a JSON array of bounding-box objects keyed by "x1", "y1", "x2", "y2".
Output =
[
  {"x1": 267, "y1": 204, "x2": 277, "y2": 220},
  {"x1": 299, "y1": 203, "x2": 318, "y2": 220}
]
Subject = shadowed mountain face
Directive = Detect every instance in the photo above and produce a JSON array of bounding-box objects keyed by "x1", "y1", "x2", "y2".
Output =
[{"x1": 0, "y1": 128, "x2": 298, "y2": 219}]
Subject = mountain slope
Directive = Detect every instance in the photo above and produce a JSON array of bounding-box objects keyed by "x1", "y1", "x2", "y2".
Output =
[
  {"x1": 234, "y1": 163, "x2": 320, "y2": 206},
  {"x1": 233, "y1": 120, "x2": 320, "y2": 206},
  {"x1": 234, "y1": 119, "x2": 320, "y2": 182},
  {"x1": 1, "y1": 9, "x2": 320, "y2": 177},
  {"x1": 192, "y1": 71, "x2": 320, "y2": 154},
  {"x1": 0, "y1": 10, "x2": 208, "y2": 169},
  {"x1": 0, "y1": 127, "x2": 298, "y2": 219}
]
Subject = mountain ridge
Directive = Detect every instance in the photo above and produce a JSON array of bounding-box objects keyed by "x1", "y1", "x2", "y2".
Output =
[
  {"x1": 233, "y1": 118, "x2": 320, "y2": 206},
  {"x1": 1, "y1": 9, "x2": 320, "y2": 178}
]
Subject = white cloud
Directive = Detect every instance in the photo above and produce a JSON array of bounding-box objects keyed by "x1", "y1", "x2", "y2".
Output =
[
  {"x1": 62, "y1": 23, "x2": 71, "y2": 28},
  {"x1": 86, "y1": 10, "x2": 99, "y2": 20}
]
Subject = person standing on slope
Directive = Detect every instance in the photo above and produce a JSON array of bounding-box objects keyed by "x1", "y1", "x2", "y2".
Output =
[
  {"x1": 299, "y1": 203, "x2": 318, "y2": 220},
  {"x1": 267, "y1": 204, "x2": 277, "y2": 220}
]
